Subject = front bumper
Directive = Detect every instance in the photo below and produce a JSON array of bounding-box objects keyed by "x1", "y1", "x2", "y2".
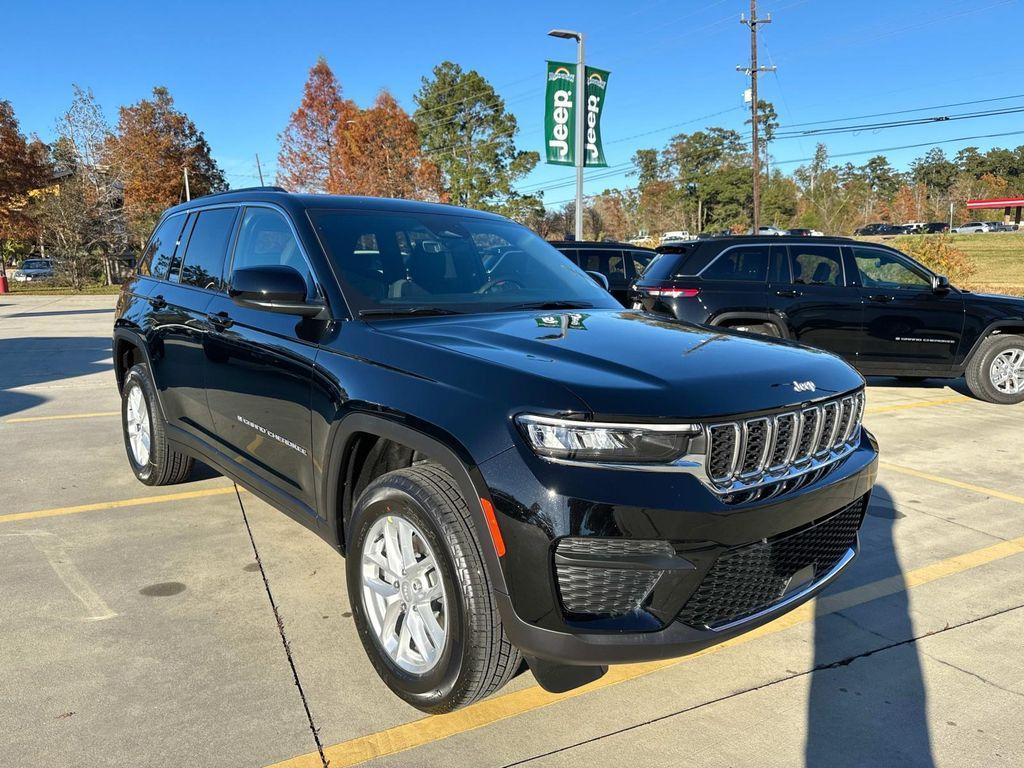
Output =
[{"x1": 478, "y1": 428, "x2": 878, "y2": 666}]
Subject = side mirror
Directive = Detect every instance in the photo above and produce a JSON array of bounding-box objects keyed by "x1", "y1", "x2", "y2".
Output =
[
  {"x1": 586, "y1": 270, "x2": 610, "y2": 291},
  {"x1": 931, "y1": 274, "x2": 951, "y2": 293},
  {"x1": 229, "y1": 266, "x2": 324, "y2": 317}
]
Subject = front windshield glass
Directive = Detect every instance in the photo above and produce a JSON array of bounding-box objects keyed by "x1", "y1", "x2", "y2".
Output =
[{"x1": 308, "y1": 209, "x2": 619, "y2": 315}]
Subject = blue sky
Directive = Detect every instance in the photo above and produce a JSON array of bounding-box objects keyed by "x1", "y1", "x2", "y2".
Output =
[{"x1": 3, "y1": 0, "x2": 1021, "y2": 205}]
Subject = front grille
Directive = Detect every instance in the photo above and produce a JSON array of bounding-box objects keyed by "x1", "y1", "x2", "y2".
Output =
[
  {"x1": 703, "y1": 391, "x2": 864, "y2": 493},
  {"x1": 675, "y1": 497, "x2": 865, "y2": 629},
  {"x1": 555, "y1": 538, "x2": 673, "y2": 617}
]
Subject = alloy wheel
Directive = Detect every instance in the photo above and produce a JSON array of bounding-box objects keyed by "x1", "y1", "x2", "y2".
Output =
[
  {"x1": 361, "y1": 514, "x2": 448, "y2": 675},
  {"x1": 989, "y1": 347, "x2": 1024, "y2": 395},
  {"x1": 125, "y1": 383, "x2": 152, "y2": 466}
]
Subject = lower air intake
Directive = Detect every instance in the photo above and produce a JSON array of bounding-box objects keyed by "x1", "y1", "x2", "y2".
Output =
[{"x1": 675, "y1": 497, "x2": 866, "y2": 629}]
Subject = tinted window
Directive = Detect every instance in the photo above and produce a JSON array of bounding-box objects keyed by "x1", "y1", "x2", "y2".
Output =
[
  {"x1": 178, "y1": 208, "x2": 237, "y2": 291},
  {"x1": 790, "y1": 245, "x2": 844, "y2": 286},
  {"x1": 768, "y1": 245, "x2": 791, "y2": 283},
  {"x1": 702, "y1": 245, "x2": 769, "y2": 282},
  {"x1": 852, "y1": 247, "x2": 930, "y2": 289},
  {"x1": 231, "y1": 208, "x2": 315, "y2": 296},
  {"x1": 140, "y1": 214, "x2": 187, "y2": 278},
  {"x1": 630, "y1": 250, "x2": 655, "y2": 276},
  {"x1": 309, "y1": 210, "x2": 617, "y2": 314},
  {"x1": 577, "y1": 249, "x2": 626, "y2": 285}
]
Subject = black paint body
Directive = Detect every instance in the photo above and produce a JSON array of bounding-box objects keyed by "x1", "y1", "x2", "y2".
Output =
[
  {"x1": 114, "y1": 192, "x2": 878, "y2": 666},
  {"x1": 632, "y1": 235, "x2": 1024, "y2": 379}
]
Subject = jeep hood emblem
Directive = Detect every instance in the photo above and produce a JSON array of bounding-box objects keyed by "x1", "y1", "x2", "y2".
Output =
[{"x1": 792, "y1": 380, "x2": 817, "y2": 393}]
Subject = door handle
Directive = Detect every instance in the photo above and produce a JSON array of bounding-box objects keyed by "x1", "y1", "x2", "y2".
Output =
[
  {"x1": 149, "y1": 294, "x2": 167, "y2": 310},
  {"x1": 207, "y1": 311, "x2": 234, "y2": 329},
  {"x1": 867, "y1": 294, "x2": 896, "y2": 303},
  {"x1": 775, "y1": 289, "x2": 802, "y2": 298}
]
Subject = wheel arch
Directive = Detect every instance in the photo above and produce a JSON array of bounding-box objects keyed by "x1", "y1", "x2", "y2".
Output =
[
  {"x1": 321, "y1": 412, "x2": 510, "y2": 595},
  {"x1": 961, "y1": 321, "x2": 1024, "y2": 368},
  {"x1": 709, "y1": 310, "x2": 790, "y2": 339},
  {"x1": 112, "y1": 327, "x2": 167, "y2": 421}
]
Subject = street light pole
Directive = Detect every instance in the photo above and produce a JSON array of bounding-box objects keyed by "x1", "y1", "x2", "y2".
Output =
[{"x1": 549, "y1": 29, "x2": 586, "y2": 242}]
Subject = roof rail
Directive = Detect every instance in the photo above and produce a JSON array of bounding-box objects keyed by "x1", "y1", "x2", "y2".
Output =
[{"x1": 191, "y1": 185, "x2": 289, "y2": 201}]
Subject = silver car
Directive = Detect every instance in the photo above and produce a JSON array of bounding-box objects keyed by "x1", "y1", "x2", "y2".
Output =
[
  {"x1": 12, "y1": 258, "x2": 54, "y2": 282},
  {"x1": 952, "y1": 221, "x2": 992, "y2": 234}
]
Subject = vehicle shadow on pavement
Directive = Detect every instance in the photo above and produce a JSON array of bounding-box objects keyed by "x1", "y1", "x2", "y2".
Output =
[
  {"x1": 8, "y1": 308, "x2": 115, "y2": 319},
  {"x1": 0, "y1": 336, "x2": 113, "y2": 419},
  {"x1": 805, "y1": 484, "x2": 935, "y2": 767},
  {"x1": 865, "y1": 375, "x2": 971, "y2": 397}
]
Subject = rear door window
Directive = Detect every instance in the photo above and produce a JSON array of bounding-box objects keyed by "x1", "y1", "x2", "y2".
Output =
[
  {"x1": 177, "y1": 208, "x2": 238, "y2": 291},
  {"x1": 701, "y1": 245, "x2": 769, "y2": 282},
  {"x1": 789, "y1": 244, "x2": 845, "y2": 286},
  {"x1": 140, "y1": 214, "x2": 188, "y2": 279},
  {"x1": 577, "y1": 248, "x2": 627, "y2": 289}
]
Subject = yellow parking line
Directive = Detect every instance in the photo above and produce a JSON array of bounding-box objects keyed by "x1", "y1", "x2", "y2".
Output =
[
  {"x1": 866, "y1": 396, "x2": 970, "y2": 414},
  {"x1": 880, "y1": 461, "x2": 1024, "y2": 505},
  {"x1": 0, "y1": 486, "x2": 240, "y2": 524},
  {"x1": 270, "y1": 531, "x2": 1024, "y2": 768},
  {"x1": 3, "y1": 411, "x2": 119, "y2": 424}
]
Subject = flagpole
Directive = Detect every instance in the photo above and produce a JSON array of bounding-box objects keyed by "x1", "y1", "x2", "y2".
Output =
[{"x1": 574, "y1": 33, "x2": 585, "y2": 241}]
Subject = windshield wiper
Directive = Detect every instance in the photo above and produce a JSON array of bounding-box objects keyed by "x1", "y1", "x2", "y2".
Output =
[
  {"x1": 359, "y1": 307, "x2": 464, "y2": 318},
  {"x1": 498, "y1": 300, "x2": 594, "y2": 312}
]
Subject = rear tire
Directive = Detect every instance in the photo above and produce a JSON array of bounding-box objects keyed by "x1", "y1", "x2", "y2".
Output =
[
  {"x1": 121, "y1": 364, "x2": 194, "y2": 485},
  {"x1": 346, "y1": 462, "x2": 520, "y2": 713},
  {"x1": 965, "y1": 335, "x2": 1024, "y2": 404}
]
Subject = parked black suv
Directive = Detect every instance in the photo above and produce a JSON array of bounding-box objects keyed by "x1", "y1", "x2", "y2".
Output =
[
  {"x1": 114, "y1": 190, "x2": 877, "y2": 712},
  {"x1": 632, "y1": 236, "x2": 1024, "y2": 404},
  {"x1": 549, "y1": 240, "x2": 657, "y2": 305}
]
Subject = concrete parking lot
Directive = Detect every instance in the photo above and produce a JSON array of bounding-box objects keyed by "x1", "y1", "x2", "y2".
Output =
[{"x1": 2, "y1": 293, "x2": 1022, "y2": 768}]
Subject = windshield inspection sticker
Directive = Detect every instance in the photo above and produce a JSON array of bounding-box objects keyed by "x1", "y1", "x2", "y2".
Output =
[{"x1": 237, "y1": 415, "x2": 308, "y2": 456}]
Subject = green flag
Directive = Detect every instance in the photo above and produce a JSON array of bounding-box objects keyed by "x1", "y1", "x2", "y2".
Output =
[
  {"x1": 544, "y1": 61, "x2": 577, "y2": 166},
  {"x1": 584, "y1": 67, "x2": 610, "y2": 167}
]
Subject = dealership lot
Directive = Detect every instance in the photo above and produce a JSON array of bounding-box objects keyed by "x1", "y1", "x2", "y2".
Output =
[{"x1": 2, "y1": 294, "x2": 1022, "y2": 768}]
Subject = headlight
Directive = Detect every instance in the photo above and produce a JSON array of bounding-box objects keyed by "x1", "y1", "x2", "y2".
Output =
[{"x1": 516, "y1": 414, "x2": 700, "y2": 464}]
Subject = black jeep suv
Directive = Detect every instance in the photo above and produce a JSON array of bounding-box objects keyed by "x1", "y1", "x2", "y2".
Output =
[
  {"x1": 113, "y1": 189, "x2": 877, "y2": 712},
  {"x1": 633, "y1": 236, "x2": 1024, "y2": 404}
]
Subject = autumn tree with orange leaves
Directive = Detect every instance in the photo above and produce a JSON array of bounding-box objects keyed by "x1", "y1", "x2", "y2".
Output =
[
  {"x1": 110, "y1": 87, "x2": 226, "y2": 245},
  {"x1": 0, "y1": 100, "x2": 50, "y2": 269},
  {"x1": 276, "y1": 57, "x2": 355, "y2": 193},
  {"x1": 334, "y1": 91, "x2": 442, "y2": 200}
]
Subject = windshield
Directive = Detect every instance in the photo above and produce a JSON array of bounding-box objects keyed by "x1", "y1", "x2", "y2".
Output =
[
  {"x1": 22, "y1": 260, "x2": 50, "y2": 269},
  {"x1": 309, "y1": 209, "x2": 619, "y2": 315}
]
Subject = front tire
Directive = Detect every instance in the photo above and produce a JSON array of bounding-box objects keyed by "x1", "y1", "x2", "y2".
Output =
[
  {"x1": 346, "y1": 463, "x2": 520, "y2": 713},
  {"x1": 965, "y1": 335, "x2": 1024, "y2": 404},
  {"x1": 121, "y1": 363, "x2": 194, "y2": 484}
]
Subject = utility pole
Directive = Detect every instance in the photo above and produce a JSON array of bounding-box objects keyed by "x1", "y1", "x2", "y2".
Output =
[
  {"x1": 737, "y1": 1, "x2": 774, "y2": 232},
  {"x1": 183, "y1": 165, "x2": 191, "y2": 201},
  {"x1": 255, "y1": 153, "x2": 265, "y2": 186}
]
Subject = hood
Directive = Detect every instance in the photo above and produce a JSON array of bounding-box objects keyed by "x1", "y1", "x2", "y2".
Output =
[{"x1": 370, "y1": 309, "x2": 864, "y2": 419}]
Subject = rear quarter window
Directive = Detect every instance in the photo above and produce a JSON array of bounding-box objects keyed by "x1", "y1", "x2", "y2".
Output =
[{"x1": 140, "y1": 214, "x2": 188, "y2": 279}]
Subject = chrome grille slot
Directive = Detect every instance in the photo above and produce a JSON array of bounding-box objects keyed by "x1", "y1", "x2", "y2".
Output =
[
  {"x1": 794, "y1": 407, "x2": 820, "y2": 464},
  {"x1": 768, "y1": 413, "x2": 798, "y2": 470},
  {"x1": 815, "y1": 401, "x2": 841, "y2": 456},
  {"x1": 740, "y1": 418, "x2": 771, "y2": 476},
  {"x1": 699, "y1": 390, "x2": 865, "y2": 497},
  {"x1": 707, "y1": 424, "x2": 740, "y2": 483}
]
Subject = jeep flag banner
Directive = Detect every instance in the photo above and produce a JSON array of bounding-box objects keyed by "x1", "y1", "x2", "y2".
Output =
[
  {"x1": 544, "y1": 62, "x2": 610, "y2": 167},
  {"x1": 583, "y1": 67, "x2": 610, "y2": 167},
  {"x1": 544, "y1": 61, "x2": 577, "y2": 166}
]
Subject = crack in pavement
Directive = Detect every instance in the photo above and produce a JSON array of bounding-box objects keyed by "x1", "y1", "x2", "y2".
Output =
[
  {"x1": 502, "y1": 602, "x2": 1024, "y2": 767},
  {"x1": 236, "y1": 484, "x2": 330, "y2": 768},
  {"x1": 920, "y1": 649, "x2": 1024, "y2": 700}
]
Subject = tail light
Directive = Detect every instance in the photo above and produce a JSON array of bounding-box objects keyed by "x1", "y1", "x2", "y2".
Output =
[{"x1": 641, "y1": 287, "x2": 700, "y2": 299}]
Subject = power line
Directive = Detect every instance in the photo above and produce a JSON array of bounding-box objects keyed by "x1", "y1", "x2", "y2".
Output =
[
  {"x1": 772, "y1": 105, "x2": 1024, "y2": 140},
  {"x1": 538, "y1": 128, "x2": 1024, "y2": 208},
  {"x1": 779, "y1": 92, "x2": 1024, "y2": 129}
]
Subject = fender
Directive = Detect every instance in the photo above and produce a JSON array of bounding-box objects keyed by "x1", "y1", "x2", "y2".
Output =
[
  {"x1": 709, "y1": 310, "x2": 790, "y2": 339},
  {"x1": 320, "y1": 411, "x2": 512, "y2": 596},
  {"x1": 112, "y1": 326, "x2": 168, "y2": 422},
  {"x1": 959, "y1": 320, "x2": 1024, "y2": 370}
]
